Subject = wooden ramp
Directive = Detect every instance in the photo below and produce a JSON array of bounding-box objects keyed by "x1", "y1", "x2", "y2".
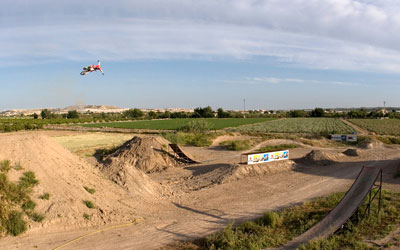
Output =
[
  {"x1": 169, "y1": 144, "x2": 198, "y2": 164},
  {"x1": 283, "y1": 166, "x2": 382, "y2": 249}
]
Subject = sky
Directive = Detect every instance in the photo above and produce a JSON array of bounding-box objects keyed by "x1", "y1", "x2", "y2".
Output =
[{"x1": 1, "y1": 0, "x2": 400, "y2": 111}]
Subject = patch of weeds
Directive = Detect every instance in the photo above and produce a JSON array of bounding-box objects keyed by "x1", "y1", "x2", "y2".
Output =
[
  {"x1": 83, "y1": 200, "x2": 96, "y2": 209},
  {"x1": 21, "y1": 200, "x2": 36, "y2": 211},
  {"x1": 19, "y1": 171, "x2": 39, "y2": 189},
  {"x1": 30, "y1": 212, "x2": 45, "y2": 222},
  {"x1": 5, "y1": 210, "x2": 27, "y2": 236},
  {"x1": 258, "y1": 144, "x2": 298, "y2": 152},
  {"x1": 39, "y1": 193, "x2": 50, "y2": 200},
  {"x1": 376, "y1": 136, "x2": 400, "y2": 145},
  {"x1": 0, "y1": 162, "x2": 45, "y2": 237},
  {"x1": 84, "y1": 186, "x2": 96, "y2": 194},
  {"x1": 162, "y1": 132, "x2": 214, "y2": 147},
  {"x1": 12, "y1": 162, "x2": 23, "y2": 171},
  {"x1": 171, "y1": 190, "x2": 400, "y2": 250},
  {"x1": 94, "y1": 145, "x2": 119, "y2": 159},
  {"x1": 220, "y1": 140, "x2": 252, "y2": 151},
  {"x1": 83, "y1": 213, "x2": 91, "y2": 220},
  {"x1": 0, "y1": 160, "x2": 11, "y2": 173}
]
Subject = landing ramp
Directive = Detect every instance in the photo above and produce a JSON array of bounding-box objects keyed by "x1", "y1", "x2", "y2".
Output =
[
  {"x1": 284, "y1": 166, "x2": 381, "y2": 249},
  {"x1": 169, "y1": 144, "x2": 198, "y2": 164}
]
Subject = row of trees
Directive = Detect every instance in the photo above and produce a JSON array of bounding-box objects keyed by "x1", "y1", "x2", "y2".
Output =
[{"x1": 27, "y1": 107, "x2": 400, "y2": 121}]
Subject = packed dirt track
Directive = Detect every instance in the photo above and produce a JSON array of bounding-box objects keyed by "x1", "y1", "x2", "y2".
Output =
[{"x1": 0, "y1": 131, "x2": 399, "y2": 250}]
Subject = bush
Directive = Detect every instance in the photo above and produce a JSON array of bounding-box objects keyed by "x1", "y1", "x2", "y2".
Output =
[
  {"x1": 19, "y1": 171, "x2": 39, "y2": 189},
  {"x1": 376, "y1": 136, "x2": 400, "y2": 145},
  {"x1": 21, "y1": 200, "x2": 36, "y2": 211},
  {"x1": 258, "y1": 144, "x2": 298, "y2": 152},
  {"x1": 83, "y1": 200, "x2": 95, "y2": 209},
  {"x1": 162, "y1": 132, "x2": 214, "y2": 147},
  {"x1": 30, "y1": 212, "x2": 45, "y2": 222},
  {"x1": 84, "y1": 186, "x2": 96, "y2": 194},
  {"x1": 83, "y1": 213, "x2": 91, "y2": 220},
  {"x1": 6, "y1": 211, "x2": 27, "y2": 236},
  {"x1": 257, "y1": 212, "x2": 281, "y2": 228},
  {"x1": 220, "y1": 140, "x2": 252, "y2": 151},
  {"x1": 39, "y1": 193, "x2": 50, "y2": 200},
  {"x1": 179, "y1": 120, "x2": 214, "y2": 133},
  {"x1": 0, "y1": 160, "x2": 11, "y2": 173}
]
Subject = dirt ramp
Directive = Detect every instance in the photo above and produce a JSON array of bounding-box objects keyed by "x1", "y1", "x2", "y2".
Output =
[
  {"x1": 343, "y1": 148, "x2": 363, "y2": 157},
  {"x1": 220, "y1": 160, "x2": 296, "y2": 183},
  {"x1": 298, "y1": 150, "x2": 339, "y2": 166},
  {"x1": 103, "y1": 136, "x2": 177, "y2": 173},
  {"x1": 0, "y1": 133, "x2": 159, "y2": 232},
  {"x1": 179, "y1": 160, "x2": 295, "y2": 191}
]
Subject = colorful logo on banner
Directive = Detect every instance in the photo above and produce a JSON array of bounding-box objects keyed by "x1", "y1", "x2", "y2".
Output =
[{"x1": 247, "y1": 150, "x2": 289, "y2": 165}]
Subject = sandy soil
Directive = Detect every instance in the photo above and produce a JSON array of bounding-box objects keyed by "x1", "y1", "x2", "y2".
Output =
[{"x1": 0, "y1": 131, "x2": 399, "y2": 250}]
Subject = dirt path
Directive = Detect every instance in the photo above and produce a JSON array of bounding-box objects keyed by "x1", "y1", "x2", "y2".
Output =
[
  {"x1": 0, "y1": 132, "x2": 399, "y2": 250},
  {"x1": 342, "y1": 119, "x2": 370, "y2": 135},
  {"x1": 2, "y1": 158, "x2": 396, "y2": 250}
]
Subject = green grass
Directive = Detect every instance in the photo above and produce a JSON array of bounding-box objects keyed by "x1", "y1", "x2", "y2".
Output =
[
  {"x1": 220, "y1": 140, "x2": 252, "y2": 151},
  {"x1": 18, "y1": 171, "x2": 39, "y2": 189},
  {"x1": 349, "y1": 119, "x2": 400, "y2": 136},
  {"x1": 83, "y1": 200, "x2": 96, "y2": 209},
  {"x1": 21, "y1": 200, "x2": 36, "y2": 211},
  {"x1": 161, "y1": 132, "x2": 215, "y2": 147},
  {"x1": 84, "y1": 186, "x2": 96, "y2": 194},
  {"x1": 229, "y1": 118, "x2": 355, "y2": 135},
  {"x1": 39, "y1": 193, "x2": 50, "y2": 200},
  {"x1": 0, "y1": 164, "x2": 45, "y2": 236},
  {"x1": 5, "y1": 211, "x2": 27, "y2": 236},
  {"x1": 258, "y1": 144, "x2": 298, "y2": 152},
  {"x1": 165, "y1": 190, "x2": 400, "y2": 250},
  {"x1": 30, "y1": 212, "x2": 45, "y2": 223},
  {"x1": 376, "y1": 136, "x2": 400, "y2": 145},
  {"x1": 81, "y1": 118, "x2": 275, "y2": 131},
  {"x1": 0, "y1": 160, "x2": 11, "y2": 173}
]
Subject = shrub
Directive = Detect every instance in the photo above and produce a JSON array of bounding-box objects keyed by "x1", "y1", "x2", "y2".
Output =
[
  {"x1": 84, "y1": 186, "x2": 96, "y2": 194},
  {"x1": 220, "y1": 140, "x2": 251, "y2": 151},
  {"x1": 6, "y1": 211, "x2": 27, "y2": 236},
  {"x1": 257, "y1": 212, "x2": 281, "y2": 228},
  {"x1": 258, "y1": 144, "x2": 298, "y2": 152},
  {"x1": 30, "y1": 212, "x2": 45, "y2": 222},
  {"x1": 39, "y1": 193, "x2": 50, "y2": 200},
  {"x1": 179, "y1": 120, "x2": 213, "y2": 133},
  {"x1": 0, "y1": 160, "x2": 11, "y2": 173},
  {"x1": 83, "y1": 200, "x2": 95, "y2": 209},
  {"x1": 19, "y1": 171, "x2": 39, "y2": 189},
  {"x1": 83, "y1": 213, "x2": 91, "y2": 220},
  {"x1": 21, "y1": 200, "x2": 36, "y2": 211}
]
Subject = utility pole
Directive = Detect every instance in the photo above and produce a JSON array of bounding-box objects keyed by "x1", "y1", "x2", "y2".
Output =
[{"x1": 243, "y1": 98, "x2": 246, "y2": 118}]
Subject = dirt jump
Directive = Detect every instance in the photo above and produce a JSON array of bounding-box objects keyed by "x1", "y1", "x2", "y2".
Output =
[{"x1": 0, "y1": 131, "x2": 399, "y2": 250}]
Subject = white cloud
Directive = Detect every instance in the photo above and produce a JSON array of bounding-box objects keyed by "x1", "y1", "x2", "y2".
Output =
[
  {"x1": 225, "y1": 76, "x2": 362, "y2": 86},
  {"x1": 1, "y1": 0, "x2": 400, "y2": 73}
]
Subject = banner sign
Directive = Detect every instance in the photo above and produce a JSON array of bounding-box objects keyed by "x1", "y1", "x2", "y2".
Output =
[
  {"x1": 247, "y1": 150, "x2": 289, "y2": 165},
  {"x1": 330, "y1": 134, "x2": 357, "y2": 142}
]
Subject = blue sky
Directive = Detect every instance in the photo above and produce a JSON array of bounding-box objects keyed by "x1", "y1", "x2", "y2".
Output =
[{"x1": 1, "y1": 0, "x2": 400, "y2": 110}]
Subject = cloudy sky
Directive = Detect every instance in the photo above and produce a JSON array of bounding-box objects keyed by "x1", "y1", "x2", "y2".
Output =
[{"x1": 1, "y1": 0, "x2": 400, "y2": 110}]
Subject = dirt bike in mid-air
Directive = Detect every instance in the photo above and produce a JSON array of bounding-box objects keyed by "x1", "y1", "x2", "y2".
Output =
[{"x1": 80, "y1": 60, "x2": 104, "y2": 75}]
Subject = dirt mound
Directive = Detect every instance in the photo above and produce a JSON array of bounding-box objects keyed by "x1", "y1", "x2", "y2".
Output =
[
  {"x1": 358, "y1": 137, "x2": 384, "y2": 149},
  {"x1": 298, "y1": 150, "x2": 338, "y2": 166},
  {"x1": 220, "y1": 160, "x2": 296, "y2": 184},
  {"x1": 102, "y1": 136, "x2": 178, "y2": 173},
  {"x1": 178, "y1": 160, "x2": 296, "y2": 191},
  {"x1": 343, "y1": 148, "x2": 363, "y2": 157},
  {"x1": 0, "y1": 132, "x2": 160, "y2": 233}
]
